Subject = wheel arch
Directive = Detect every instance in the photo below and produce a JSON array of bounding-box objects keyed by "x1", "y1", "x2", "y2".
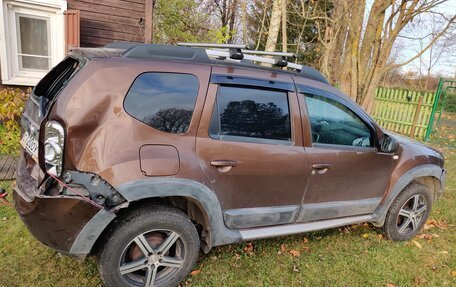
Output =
[
  {"x1": 111, "y1": 178, "x2": 241, "y2": 252},
  {"x1": 371, "y1": 164, "x2": 444, "y2": 227}
]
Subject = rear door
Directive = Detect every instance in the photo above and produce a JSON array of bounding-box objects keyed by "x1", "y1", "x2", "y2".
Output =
[
  {"x1": 196, "y1": 67, "x2": 310, "y2": 229},
  {"x1": 295, "y1": 82, "x2": 394, "y2": 222}
]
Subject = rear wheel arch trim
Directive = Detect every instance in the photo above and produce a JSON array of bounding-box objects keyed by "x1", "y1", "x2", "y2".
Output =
[
  {"x1": 115, "y1": 178, "x2": 242, "y2": 249},
  {"x1": 372, "y1": 164, "x2": 443, "y2": 227},
  {"x1": 70, "y1": 208, "x2": 117, "y2": 256}
]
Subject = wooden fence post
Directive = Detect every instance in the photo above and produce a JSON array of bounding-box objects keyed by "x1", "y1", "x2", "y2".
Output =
[
  {"x1": 144, "y1": 0, "x2": 154, "y2": 43},
  {"x1": 410, "y1": 95, "x2": 424, "y2": 138},
  {"x1": 64, "y1": 10, "x2": 80, "y2": 53}
]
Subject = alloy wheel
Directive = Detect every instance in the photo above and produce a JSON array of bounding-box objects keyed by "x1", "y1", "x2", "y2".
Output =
[
  {"x1": 119, "y1": 230, "x2": 185, "y2": 287},
  {"x1": 396, "y1": 194, "x2": 427, "y2": 235}
]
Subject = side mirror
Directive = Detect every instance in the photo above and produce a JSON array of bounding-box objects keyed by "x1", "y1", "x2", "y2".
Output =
[{"x1": 379, "y1": 134, "x2": 398, "y2": 153}]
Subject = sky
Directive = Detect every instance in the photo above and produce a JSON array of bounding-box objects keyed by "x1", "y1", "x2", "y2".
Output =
[{"x1": 397, "y1": 0, "x2": 456, "y2": 78}]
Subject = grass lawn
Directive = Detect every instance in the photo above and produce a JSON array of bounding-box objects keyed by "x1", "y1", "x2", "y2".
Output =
[{"x1": 0, "y1": 146, "x2": 454, "y2": 287}]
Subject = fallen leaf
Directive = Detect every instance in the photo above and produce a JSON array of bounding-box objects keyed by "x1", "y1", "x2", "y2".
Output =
[
  {"x1": 440, "y1": 250, "x2": 448, "y2": 255},
  {"x1": 289, "y1": 250, "x2": 300, "y2": 257},
  {"x1": 302, "y1": 246, "x2": 311, "y2": 252},
  {"x1": 362, "y1": 233, "x2": 369, "y2": 238},
  {"x1": 234, "y1": 253, "x2": 241, "y2": 260},
  {"x1": 451, "y1": 271, "x2": 456, "y2": 277},
  {"x1": 280, "y1": 244, "x2": 287, "y2": 253},
  {"x1": 431, "y1": 233, "x2": 440, "y2": 238},
  {"x1": 416, "y1": 234, "x2": 433, "y2": 240},
  {"x1": 190, "y1": 269, "x2": 201, "y2": 276},
  {"x1": 413, "y1": 276, "x2": 427, "y2": 285},
  {"x1": 427, "y1": 219, "x2": 449, "y2": 230},
  {"x1": 412, "y1": 240, "x2": 422, "y2": 249},
  {"x1": 386, "y1": 283, "x2": 397, "y2": 287},
  {"x1": 303, "y1": 237, "x2": 309, "y2": 244},
  {"x1": 243, "y1": 242, "x2": 254, "y2": 254}
]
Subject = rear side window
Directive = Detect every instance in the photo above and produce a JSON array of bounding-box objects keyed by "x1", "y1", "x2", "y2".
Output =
[
  {"x1": 124, "y1": 73, "x2": 199, "y2": 134},
  {"x1": 210, "y1": 85, "x2": 291, "y2": 142}
]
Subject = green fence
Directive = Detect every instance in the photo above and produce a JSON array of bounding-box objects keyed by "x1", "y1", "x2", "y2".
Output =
[{"x1": 372, "y1": 87, "x2": 436, "y2": 140}]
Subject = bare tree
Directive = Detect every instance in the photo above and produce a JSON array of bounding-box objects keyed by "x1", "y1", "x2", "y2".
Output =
[
  {"x1": 207, "y1": 0, "x2": 239, "y2": 42},
  {"x1": 410, "y1": 19, "x2": 456, "y2": 90},
  {"x1": 319, "y1": 0, "x2": 456, "y2": 113},
  {"x1": 281, "y1": 0, "x2": 287, "y2": 52},
  {"x1": 265, "y1": 0, "x2": 282, "y2": 52},
  {"x1": 241, "y1": 0, "x2": 248, "y2": 43}
]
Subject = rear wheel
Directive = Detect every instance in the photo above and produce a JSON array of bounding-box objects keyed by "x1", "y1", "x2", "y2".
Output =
[
  {"x1": 97, "y1": 206, "x2": 200, "y2": 287},
  {"x1": 383, "y1": 183, "x2": 432, "y2": 241}
]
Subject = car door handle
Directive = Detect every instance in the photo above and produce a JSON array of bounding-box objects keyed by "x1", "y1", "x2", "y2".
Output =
[
  {"x1": 210, "y1": 160, "x2": 237, "y2": 173},
  {"x1": 210, "y1": 160, "x2": 237, "y2": 167},
  {"x1": 312, "y1": 163, "x2": 331, "y2": 174},
  {"x1": 312, "y1": 163, "x2": 331, "y2": 169}
]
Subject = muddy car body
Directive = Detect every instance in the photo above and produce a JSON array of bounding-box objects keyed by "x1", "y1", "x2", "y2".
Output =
[{"x1": 15, "y1": 44, "x2": 446, "y2": 287}]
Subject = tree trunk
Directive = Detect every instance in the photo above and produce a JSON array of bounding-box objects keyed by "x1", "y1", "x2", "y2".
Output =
[
  {"x1": 320, "y1": 2, "x2": 348, "y2": 83},
  {"x1": 241, "y1": 0, "x2": 247, "y2": 43},
  {"x1": 361, "y1": 73, "x2": 382, "y2": 113},
  {"x1": 228, "y1": 0, "x2": 238, "y2": 43},
  {"x1": 265, "y1": 0, "x2": 281, "y2": 52},
  {"x1": 281, "y1": 0, "x2": 287, "y2": 52},
  {"x1": 339, "y1": 0, "x2": 365, "y2": 101},
  {"x1": 255, "y1": 0, "x2": 269, "y2": 50}
]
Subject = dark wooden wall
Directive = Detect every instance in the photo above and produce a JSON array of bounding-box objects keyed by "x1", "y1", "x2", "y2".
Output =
[{"x1": 67, "y1": 0, "x2": 146, "y2": 47}]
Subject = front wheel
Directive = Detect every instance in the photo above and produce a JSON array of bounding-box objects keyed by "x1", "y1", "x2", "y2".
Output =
[
  {"x1": 97, "y1": 206, "x2": 200, "y2": 287},
  {"x1": 383, "y1": 183, "x2": 432, "y2": 241}
]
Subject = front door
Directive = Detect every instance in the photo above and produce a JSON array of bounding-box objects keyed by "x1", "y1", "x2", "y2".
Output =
[
  {"x1": 297, "y1": 90, "x2": 393, "y2": 222},
  {"x1": 196, "y1": 72, "x2": 310, "y2": 229}
]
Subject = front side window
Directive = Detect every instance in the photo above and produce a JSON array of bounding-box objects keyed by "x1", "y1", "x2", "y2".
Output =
[
  {"x1": 304, "y1": 94, "x2": 372, "y2": 147},
  {"x1": 211, "y1": 85, "x2": 291, "y2": 142},
  {"x1": 124, "y1": 73, "x2": 199, "y2": 134}
]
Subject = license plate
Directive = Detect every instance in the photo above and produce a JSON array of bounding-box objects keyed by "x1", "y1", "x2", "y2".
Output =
[{"x1": 20, "y1": 131, "x2": 39, "y2": 162}]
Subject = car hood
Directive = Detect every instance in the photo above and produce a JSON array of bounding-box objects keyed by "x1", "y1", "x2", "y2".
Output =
[{"x1": 389, "y1": 132, "x2": 444, "y2": 166}]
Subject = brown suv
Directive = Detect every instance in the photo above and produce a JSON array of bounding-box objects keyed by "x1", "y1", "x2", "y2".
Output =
[{"x1": 14, "y1": 43, "x2": 446, "y2": 287}]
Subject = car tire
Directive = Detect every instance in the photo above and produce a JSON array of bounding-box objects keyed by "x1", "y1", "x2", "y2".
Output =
[
  {"x1": 383, "y1": 183, "x2": 432, "y2": 241},
  {"x1": 97, "y1": 205, "x2": 200, "y2": 287}
]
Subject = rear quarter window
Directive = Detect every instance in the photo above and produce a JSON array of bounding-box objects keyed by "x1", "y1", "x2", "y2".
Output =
[{"x1": 124, "y1": 73, "x2": 199, "y2": 134}]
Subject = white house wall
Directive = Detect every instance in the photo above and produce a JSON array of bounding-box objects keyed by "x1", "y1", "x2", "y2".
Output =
[{"x1": 0, "y1": 0, "x2": 67, "y2": 86}]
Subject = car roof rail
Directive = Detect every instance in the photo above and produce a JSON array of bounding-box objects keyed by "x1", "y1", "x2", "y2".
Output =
[
  {"x1": 177, "y1": 42, "x2": 328, "y2": 84},
  {"x1": 176, "y1": 42, "x2": 254, "y2": 50},
  {"x1": 119, "y1": 42, "x2": 328, "y2": 84},
  {"x1": 177, "y1": 42, "x2": 296, "y2": 67}
]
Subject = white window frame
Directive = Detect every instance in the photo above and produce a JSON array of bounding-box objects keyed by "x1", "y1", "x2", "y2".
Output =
[{"x1": 0, "y1": 0, "x2": 67, "y2": 86}]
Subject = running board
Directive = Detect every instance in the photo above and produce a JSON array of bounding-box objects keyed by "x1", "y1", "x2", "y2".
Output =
[{"x1": 239, "y1": 215, "x2": 373, "y2": 240}]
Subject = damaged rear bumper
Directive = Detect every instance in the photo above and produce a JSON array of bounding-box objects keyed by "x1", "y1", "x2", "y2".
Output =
[
  {"x1": 14, "y1": 187, "x2": 116, "y2": 258},
  {"x1": 14, "y1": 152, "x2": 117, "y2": 258}
]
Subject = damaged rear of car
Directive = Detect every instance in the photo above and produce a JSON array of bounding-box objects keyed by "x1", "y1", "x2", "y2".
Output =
[{"x1": 14, "y1": 49, "x2": 123, "y2": 257}]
